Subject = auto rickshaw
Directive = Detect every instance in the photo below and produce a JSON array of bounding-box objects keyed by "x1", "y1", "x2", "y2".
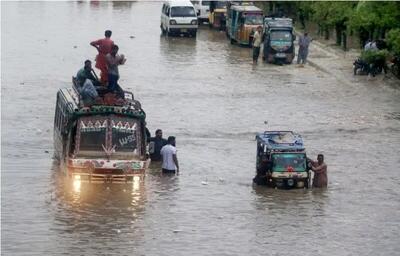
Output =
[
  {"x1": 254, "y1": 131, "x2": 311, "y2": 189},
  {"x1": 226, "y1": 4, "x2": 263, "y2": 46},
  {"x1": 208, "y1": 1, "x2": 227, "y2": 30}
]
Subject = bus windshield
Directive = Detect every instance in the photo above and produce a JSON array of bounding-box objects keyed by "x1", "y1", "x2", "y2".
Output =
[
  {"x1": 271, "y1": 153, "x2": 307, "y2": 172},
  {"x1": 78, "y1": 119, "x2": 107, "y2": 152},
  {"x1": 270, "y1": 31, "x2": 292, "y2": 41},
  {"x1": 171, "y1": 7, "x2": 196, "y2": 17},
  {"x1": 111, "y1": 118, "x2": 139, "y2": 153},
  {"x1": 77, "y1": 117, "x2": 140, "y2": 154},
  {"x1": 244, "y1": 14, "x2": 263, "y2": 25}
]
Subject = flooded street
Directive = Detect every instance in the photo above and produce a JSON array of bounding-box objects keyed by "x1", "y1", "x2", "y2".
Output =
[{"x1": 2, "y1": 2, "x2": 400, "y2": 255}]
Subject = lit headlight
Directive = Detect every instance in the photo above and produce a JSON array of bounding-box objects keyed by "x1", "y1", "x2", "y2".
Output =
[
  {"x1": 170, "y1": 19, "x2": 177, "y2": 25},
  {"x1": 133, "y1": 176, "x2": 140, "y2": 182},
  {"x1": 191, "y1": 19, "x2": 198, "y2": 25}
]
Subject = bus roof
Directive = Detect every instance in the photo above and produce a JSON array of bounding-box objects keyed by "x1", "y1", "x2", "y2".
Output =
[
  {"x1": 256, "y1": 131, "x2": 305, "y2": 152},
  {"x1": 57, "y1": 83, "x2": 146, "y2": 121}
]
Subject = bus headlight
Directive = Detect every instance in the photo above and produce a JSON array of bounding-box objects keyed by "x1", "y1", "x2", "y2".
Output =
[
  {"x1": 170, "y1": 20, "x2": 177, "y2": 25},
  {"x1": 191, "y1": 19, "x2": 198, "y2": 25}
]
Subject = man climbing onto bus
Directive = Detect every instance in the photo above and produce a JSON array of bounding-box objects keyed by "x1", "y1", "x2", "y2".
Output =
[{"x1": 90, "y1": 30, "x2": 114, "y2": 84}]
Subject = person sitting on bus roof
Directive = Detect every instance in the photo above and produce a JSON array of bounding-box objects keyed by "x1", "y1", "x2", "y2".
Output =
[
  {"x1": 80, "y1": 79, "x2": 100, "y2": 107},
  {"x1": 76, "y1": 60, "x2": 100, "y2": 87}
]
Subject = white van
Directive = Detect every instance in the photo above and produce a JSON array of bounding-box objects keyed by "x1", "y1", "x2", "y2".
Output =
[
  {"x1": 160, "y1": 1, "x2": 198, "y2": 37},
  {"x1": 191, "y1": 0, "x2": 210, "y2": 24}
]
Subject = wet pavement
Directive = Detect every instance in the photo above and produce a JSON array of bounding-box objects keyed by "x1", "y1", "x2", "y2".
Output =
[{"x1": 2, "y1": 2, "x2": 400, "y2": 256}]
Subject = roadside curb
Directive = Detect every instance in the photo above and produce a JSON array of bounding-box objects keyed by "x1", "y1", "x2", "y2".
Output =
[{"x1": 306, "y1": 59, "x2": 333, "y2": 75}]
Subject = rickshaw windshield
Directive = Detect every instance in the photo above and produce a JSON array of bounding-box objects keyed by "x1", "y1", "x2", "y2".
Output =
[
  {"x1": 270, "y1": 31, "x2": 292, "y2": 41},
  {"x1": 171, "y1": 7, "x2": 196, "y2": 17},
  {"x1": 271, "y1": 153, "x2": 307, "y2": 172},
  {"x1": 244, "y1": 14, "x2": 263, "y2": 25}
]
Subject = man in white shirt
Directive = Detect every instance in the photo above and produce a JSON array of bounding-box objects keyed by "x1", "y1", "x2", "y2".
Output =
[
  {"x1": 252, "y1": 26, "x2": 263, "y2": 64},
  {"x1": 160, "y1": 136, "x2": 179, "y2": 174}
]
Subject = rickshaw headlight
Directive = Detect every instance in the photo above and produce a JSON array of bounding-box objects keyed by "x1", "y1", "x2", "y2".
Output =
[
  {"x1": 170, "y1": 19, "x2": 177, "y2": 25},
  {"x1": 191, "y1": 19, "x2": 198, "y2": 25}
]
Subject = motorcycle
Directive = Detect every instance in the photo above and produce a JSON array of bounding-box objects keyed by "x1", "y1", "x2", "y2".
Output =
[{"x1": 353, "y1": 58, "x2": 376, "y2": 76}]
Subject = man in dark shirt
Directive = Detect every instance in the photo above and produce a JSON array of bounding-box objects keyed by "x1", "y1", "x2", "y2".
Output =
[
  {"x1": 149, "y1": 129, "x2": 167, "y2": 162},
  {"x1": 76, "y1": 60, "x2": 99, "y2": 87}
]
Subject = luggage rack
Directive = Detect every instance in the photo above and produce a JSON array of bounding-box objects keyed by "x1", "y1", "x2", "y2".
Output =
[
  {"x1": 256, "y1": 131, "x2": 305, "y2": 152},
  {"x1": 70, "y1": 77, "x2": 145, "y2": 118}
]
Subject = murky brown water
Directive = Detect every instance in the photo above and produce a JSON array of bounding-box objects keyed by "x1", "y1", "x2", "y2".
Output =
[{"x1": 2, "y1": 2, "x2": 400, "y2": 255}]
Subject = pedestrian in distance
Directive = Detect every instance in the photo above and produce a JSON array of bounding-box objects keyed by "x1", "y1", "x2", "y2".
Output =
[
  {"x1": 309, "y1": 154, "x2": 328, "y2": 188},
  {"x1": 160, "y1": 136, "x2": 179, "y2": 174},
  {"x1": 90, "y1": 30, "x2": 114, "y2": 84},
  {"x1": 105, "y1": 44, "x2": 126, "y2": 97},
  {"x1": 297, "y1": 32, "x2": 312, "y2": 65},
  {"x1": 252, "y1": 26, "x2": 263, "y2": 64},
  {"x1": 149, "y1": 129, "x2": 168, "y2": 162}
]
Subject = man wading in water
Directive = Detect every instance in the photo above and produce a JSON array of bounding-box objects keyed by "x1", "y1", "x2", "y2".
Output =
[
  {"x1": 309, "y1": 154, "x2": 328, "y2": 188},
  {"x1": 160, "y1": 136, "x2": 179, "y2": 174}
]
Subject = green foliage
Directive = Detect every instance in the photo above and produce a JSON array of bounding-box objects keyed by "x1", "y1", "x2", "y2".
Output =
[
  {"x1": 360, "y1": 49, "x2": 390, "y2": 64},
  {"x1": 350, "y1": 1, "x2": 400, "y2": 32},
  {"x1": 387, "y1": 29, "x2": 400, "y2": 55}
]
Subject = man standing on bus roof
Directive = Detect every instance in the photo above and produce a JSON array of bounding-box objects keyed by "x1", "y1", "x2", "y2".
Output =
[
  {"x1": 160, "y1": 136, "x2": 179, "y2": 174},
  {"x1": 90, "y1": 30, "x2": 114, "y2": 84},
  {"x1": 106, "y1": 44, "x2": 126, "y2": 96},
  {"x1": 310, "y1": 154, "x2": 328, "y2": 188},
  {"x1": 252, "y1": 26, "x2": 263, "y2": 64}
]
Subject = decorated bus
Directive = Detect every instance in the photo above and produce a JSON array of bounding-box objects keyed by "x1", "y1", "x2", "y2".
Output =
[{"x1": 53, "y1": 80, "x2": 150, "y2": 184}]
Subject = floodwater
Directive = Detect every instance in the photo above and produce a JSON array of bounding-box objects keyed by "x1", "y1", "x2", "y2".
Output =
[{"x1": 2, "y1": 2, "x2": 400, "y2": 256}]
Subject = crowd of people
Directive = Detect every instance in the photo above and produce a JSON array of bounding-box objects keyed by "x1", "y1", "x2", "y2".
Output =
[{"x1": 75, "y1": 30, "x2": 126, "y2": 106}]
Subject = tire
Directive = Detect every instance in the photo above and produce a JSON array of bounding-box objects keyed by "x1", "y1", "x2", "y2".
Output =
[
  {"x1": 353, "y1": 66, "x2": 357, "y2": 75},
  {"x1": 230, "y1": 38, "x2": 235, "y2": 45}
]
